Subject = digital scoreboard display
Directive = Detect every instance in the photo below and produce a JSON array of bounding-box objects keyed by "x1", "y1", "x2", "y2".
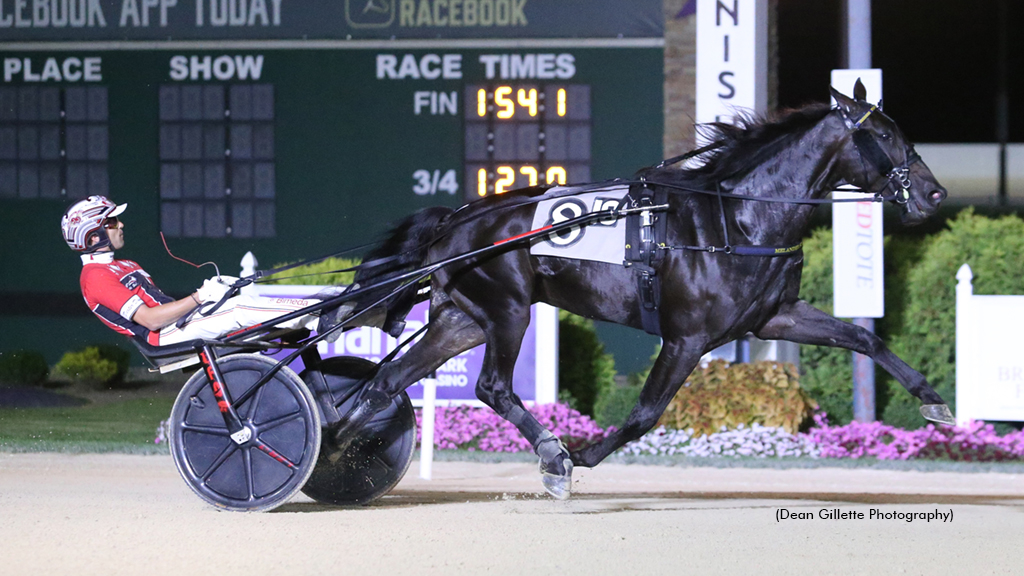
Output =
[
  {"x1": 464, "y1": 84, "x2": 590, "y2": 200},
  {"x1": 0, "y1": 0, "x2": 663, "y2": 375},
  {"x1": 2, "y1": 47, "x2": 661, "y2": 302}
]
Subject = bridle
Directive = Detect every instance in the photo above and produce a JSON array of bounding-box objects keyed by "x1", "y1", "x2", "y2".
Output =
[{"x1": 843, "y1": 103, "x2": 922, "y2": 206}]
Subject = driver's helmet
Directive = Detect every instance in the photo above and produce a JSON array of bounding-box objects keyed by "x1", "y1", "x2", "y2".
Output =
[{"x1": 61, "y1": 195, "x2": 127, "y2": 252}]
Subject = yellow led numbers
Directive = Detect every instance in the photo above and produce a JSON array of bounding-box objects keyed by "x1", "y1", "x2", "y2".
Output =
[
  {"x1": 475, "y1": 86, "x2": 566, "y2": 119},
  {"x1": 477, "y1": 166, "x2": 568, "y2": 197}
]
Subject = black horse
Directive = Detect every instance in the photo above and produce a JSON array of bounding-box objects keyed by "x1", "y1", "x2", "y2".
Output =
[{"x1": 331, "y1": 83, "x2": 951, "y2": 499}]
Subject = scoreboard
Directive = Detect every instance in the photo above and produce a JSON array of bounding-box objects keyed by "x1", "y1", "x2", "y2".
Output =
[
  {"x1": 465, "y1": 83, "x2": 591, "y2": 199},
  {"x1": 0, "y1": 0, "x2": 663, "y2": 358},
  {"x1": 1, "y1": 46, "x2": 662, "y2": 297}
]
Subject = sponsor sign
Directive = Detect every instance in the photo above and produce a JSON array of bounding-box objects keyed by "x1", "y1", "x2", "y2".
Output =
[
  {"x1": 831, "y1": 69, "x2": 884, "y2": 318},
  {"x1": 258, "y1": 284, "x2": 557, "y2": 405},
  {"x1": 0, "y1": 0, "x2": 663, "y2": 41},
  {"x1": 956, "y1": 267, "x2": 1024, "y2": 424},
  {"x1": 695, "y1": 0, "x2": 768, "y2": 134}
]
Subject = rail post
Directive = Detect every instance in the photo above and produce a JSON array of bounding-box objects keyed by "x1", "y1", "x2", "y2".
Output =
[
  {"x1": 240, "y1": 252, "x2": 260, "y2": 296},
  {"x1": 419, "y1": 375, "x2": 437, "y2": 480},
  {"x1": 955, "y1": 264, "x2": 974, "y2": 426}
]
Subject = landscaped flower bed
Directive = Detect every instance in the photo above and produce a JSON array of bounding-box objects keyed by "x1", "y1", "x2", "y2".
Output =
[
  {"x1": 805, "y1": 413, "x2": 1024, "y2": 462},
  {"x1": 413, "y1": 403, "x2": 1024, "y2": 462},
  {"x1": 416, "y1": 403, "x2": 607, "y2": 452},
  {"x1": 153, "y1": 402, "x2": 1024, "y2": 462},
  {"x1": 619, "y1": 423, "x2": 821, "y2": 458}
]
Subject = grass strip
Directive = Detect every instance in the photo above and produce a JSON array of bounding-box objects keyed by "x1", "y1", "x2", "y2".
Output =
[{"x1": 0, "y1": 397, "x2": 173, "y2": 453}]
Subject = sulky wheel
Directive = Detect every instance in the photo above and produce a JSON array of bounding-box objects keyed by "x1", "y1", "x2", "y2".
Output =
[
  {"x1": 168, "y1": 354, "x2": 321, "y2": 512},
  {"x1": 299, "y1": 356, "x2": 416, "y2": 506}
]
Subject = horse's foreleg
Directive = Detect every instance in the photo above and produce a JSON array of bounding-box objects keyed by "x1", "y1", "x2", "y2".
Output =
[
  {"x1": 448, "y1": 287, "x2": 575, "y2": 499},
  {"x1": 327, "y1": 300, "x2": 484, "y2": 455},
  {"x1": 571, "y1": 338, "x2": 702, "y2": 468},
  {"x1": 755, "y1": 299, "x2": 953, "y2": 424},
  {"x1": 478, "y1": 331, "x2": 577, "y2": 498}
]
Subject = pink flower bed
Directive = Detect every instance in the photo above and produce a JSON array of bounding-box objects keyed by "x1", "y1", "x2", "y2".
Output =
[
  {"x1": 806, "y1": 413, "x2": 1024, "y2": 462},
  {"x1": 413, "y1": 404, "x2": 1024, "y2": 462},
  {"x1": 415, "y1": 403, "x2": 608, "y2": 452},
  {"x1": 157, "y1": 400, "x2": 1024, "y2": 462}
]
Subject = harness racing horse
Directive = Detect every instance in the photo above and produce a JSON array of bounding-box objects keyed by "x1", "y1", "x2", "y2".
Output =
[{"x1": 330, "y1": 83, "x2": 951, "y2": 499}]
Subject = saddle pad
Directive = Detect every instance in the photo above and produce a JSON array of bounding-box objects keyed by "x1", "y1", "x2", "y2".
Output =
[{"x1": 529, "y1": 186, "x2": 629, "y2": 265}]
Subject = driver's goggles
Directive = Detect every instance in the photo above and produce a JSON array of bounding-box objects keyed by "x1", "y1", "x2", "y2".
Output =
[{"x1": 102, "y1": 217, "x2": 121, "y2": 229}]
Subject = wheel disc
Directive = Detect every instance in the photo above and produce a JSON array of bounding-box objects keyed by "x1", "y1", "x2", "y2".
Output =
[
  {"x1": 299, "y1": 356, "x2": 417, "y2": 505},
  {"x1": 168, "y1": 354, "x2": 321, "y2": 512}
]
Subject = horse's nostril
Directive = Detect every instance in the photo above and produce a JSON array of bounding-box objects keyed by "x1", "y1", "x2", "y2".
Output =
[{"x1": 930, "y1": 189, "x2": 947, "y2": 203}]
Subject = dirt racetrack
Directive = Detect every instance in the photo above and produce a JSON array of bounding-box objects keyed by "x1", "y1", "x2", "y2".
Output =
[{"x1": 2, "y1": 453, "x2": 1023, "y2": 575}]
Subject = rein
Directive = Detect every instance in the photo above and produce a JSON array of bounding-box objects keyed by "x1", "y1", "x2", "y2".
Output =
[
  {"x1": 628, "y1": 105, "x2": 921, "y2": 257},
  {"x1": 183, "y1": 105, "x2": 920, "y2": 295}
]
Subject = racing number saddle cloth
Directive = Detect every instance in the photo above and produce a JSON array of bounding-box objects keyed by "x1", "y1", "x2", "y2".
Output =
[{"x1": 529, "y1": 184, "x2": 667, "y2": 336}]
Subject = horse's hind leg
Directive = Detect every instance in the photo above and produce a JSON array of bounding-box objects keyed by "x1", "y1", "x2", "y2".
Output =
[
  {"x1": 570, "y1": 337, "x2": 703, "y2": 468},
  {"x1": 755, "y1": 299, "x2": 953, "y2": 424},
  {"x1": 328, "y1": 297, "x2": 485, "y2": 454}
]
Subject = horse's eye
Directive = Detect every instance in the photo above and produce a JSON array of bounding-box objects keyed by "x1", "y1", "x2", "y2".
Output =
[{"x1": 880, "y1": 133, "x2": 892, "y2": 141}]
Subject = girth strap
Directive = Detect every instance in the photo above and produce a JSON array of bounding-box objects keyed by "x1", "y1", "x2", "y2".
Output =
[{"x1": 623, "y1": 183, "x2": 668, "y2": 336}]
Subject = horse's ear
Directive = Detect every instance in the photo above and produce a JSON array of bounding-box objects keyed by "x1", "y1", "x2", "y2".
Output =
[
  {"x1": 853, "y1": 78, "x2": 867, "y2": 101},
  {"x1": 830, "y1": 85, "x2": 858, "y2": 120}
]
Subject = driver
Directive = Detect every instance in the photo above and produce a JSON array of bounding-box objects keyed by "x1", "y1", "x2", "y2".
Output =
[{"x1": 62, "y1": 195, "x2": 346, "y2": 346}]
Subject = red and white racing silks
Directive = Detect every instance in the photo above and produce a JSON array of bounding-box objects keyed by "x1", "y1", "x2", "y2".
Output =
[
  {"x1": 80, "y1": 252, "x2": 174, "y2": 345},
  {"x1": 81, "y1": 252, "x2": 319, "y2": 346},
  {"x1": 157, "y1": 294, "x2": 318, "y2": 345}
]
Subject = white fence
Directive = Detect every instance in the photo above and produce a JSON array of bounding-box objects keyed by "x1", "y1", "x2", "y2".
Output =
[
  {"x1": 916, "y1": 144, "x2": 1024, "y2": 201},
  {"x1": 955, "y1": 264, "x2": 1024, "y2": 425}
]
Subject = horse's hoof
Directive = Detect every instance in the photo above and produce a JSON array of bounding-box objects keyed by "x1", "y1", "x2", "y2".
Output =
[
  {"x1": 541, "y1": 460, "x2": 573, "y2": 501},
  {"x1": 536, "y1": 434, "x2": 573, "y2": 500},
  {"x1": 920, "y1": 404, "x2": 955, "y2": 425}
]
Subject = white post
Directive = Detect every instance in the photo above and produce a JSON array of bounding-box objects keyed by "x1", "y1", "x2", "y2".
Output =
[
  {"x1": 534, "y1": 303, "x2": 559, "y2": 404},
  {"x1": 418, "y1": 376, "x2": 437, "y2": 480},
  {"x1": 695, "y1": 0, "x2": 769, "y2": 136},
  {"x1": 240, "y1": 251, "x2": 260, "y2": 296},
  {"x1": 955, "y1": 264, "x2": 974, "y2": 426}
]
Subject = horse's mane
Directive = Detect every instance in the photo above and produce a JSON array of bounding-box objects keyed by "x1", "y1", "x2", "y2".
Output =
[{"x1": 645, "y1": 103, "x2": 834, "y2": 189}]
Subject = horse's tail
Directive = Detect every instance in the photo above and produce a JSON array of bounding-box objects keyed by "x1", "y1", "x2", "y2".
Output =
[{"x1": 352, "y1": 206, "x2": 454, "y2": 336}]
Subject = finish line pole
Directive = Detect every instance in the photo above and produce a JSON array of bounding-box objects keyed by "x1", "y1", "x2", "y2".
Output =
[
  {"x1": 852, "y1": 318, "x2": 876, "y2": 422},
  {"x1": 844, "y1": 0, "x2": 876, "y2": 423}
]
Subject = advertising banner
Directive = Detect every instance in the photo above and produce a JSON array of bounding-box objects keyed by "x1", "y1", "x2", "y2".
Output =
[
  {"x1": 0, "y1": 0, "x2": 663, "y2": 41},
  {"x1": 956, "y1": 268, "x2": 1024, "y2": 424},
  {"x1": 831, "y1": 68, "x2": 884, "y2": 319},
  {"x1": 695, "y1": 0, "x2": 768, "y2": 132},
  {"x1": 257, "y1": 284, "x2": 558, "y2": 405}
]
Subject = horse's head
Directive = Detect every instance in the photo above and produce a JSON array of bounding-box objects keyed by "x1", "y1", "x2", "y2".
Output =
[{"x1": 830, "y1": 81, "x2": 947, "y2": 225}]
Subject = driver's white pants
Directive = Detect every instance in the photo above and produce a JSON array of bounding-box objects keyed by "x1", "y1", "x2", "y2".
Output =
[{"x1": 158, "y1": 295, "x2": 318, "y2": 345}]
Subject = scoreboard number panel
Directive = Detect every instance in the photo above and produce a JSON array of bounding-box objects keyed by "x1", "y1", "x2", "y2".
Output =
[{"x1": 464, "y1": 84, "x2": 591, "y2": 201}]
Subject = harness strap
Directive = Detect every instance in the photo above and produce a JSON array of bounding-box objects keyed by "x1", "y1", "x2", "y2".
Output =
[
  {"x1": 663, "y1": 180, "x2": 803, "y2": 258},
  {"x1": 670, "y1": 243, "x2": 803, "y2": 256},
  {"x1": 623, "y1": 183, "x2": 665, "y2": 336}
]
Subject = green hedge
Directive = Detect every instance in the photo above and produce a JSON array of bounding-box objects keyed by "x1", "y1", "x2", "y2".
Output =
[
  {"x1": 799, "y1": 208, "x2": 1024, "y2": 428},
  {"x1": 886, "y1": 209, "x2": 1024, "y2": 427},
  {"x1": 558, "y1": 311, "x2": 617, "y2": 418},
  {"x1": 262, "y1": 257, "x2": 361, "y2": 286},
  {"x1": 795, "y1": 228, "x2": 854, "y2": 424},
  {"x1": 52, "y1": 344, "x2": 131, "y2": 389},
  {"x1": 0, "y1": 350, "x2": 49, "y2": 386}
]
